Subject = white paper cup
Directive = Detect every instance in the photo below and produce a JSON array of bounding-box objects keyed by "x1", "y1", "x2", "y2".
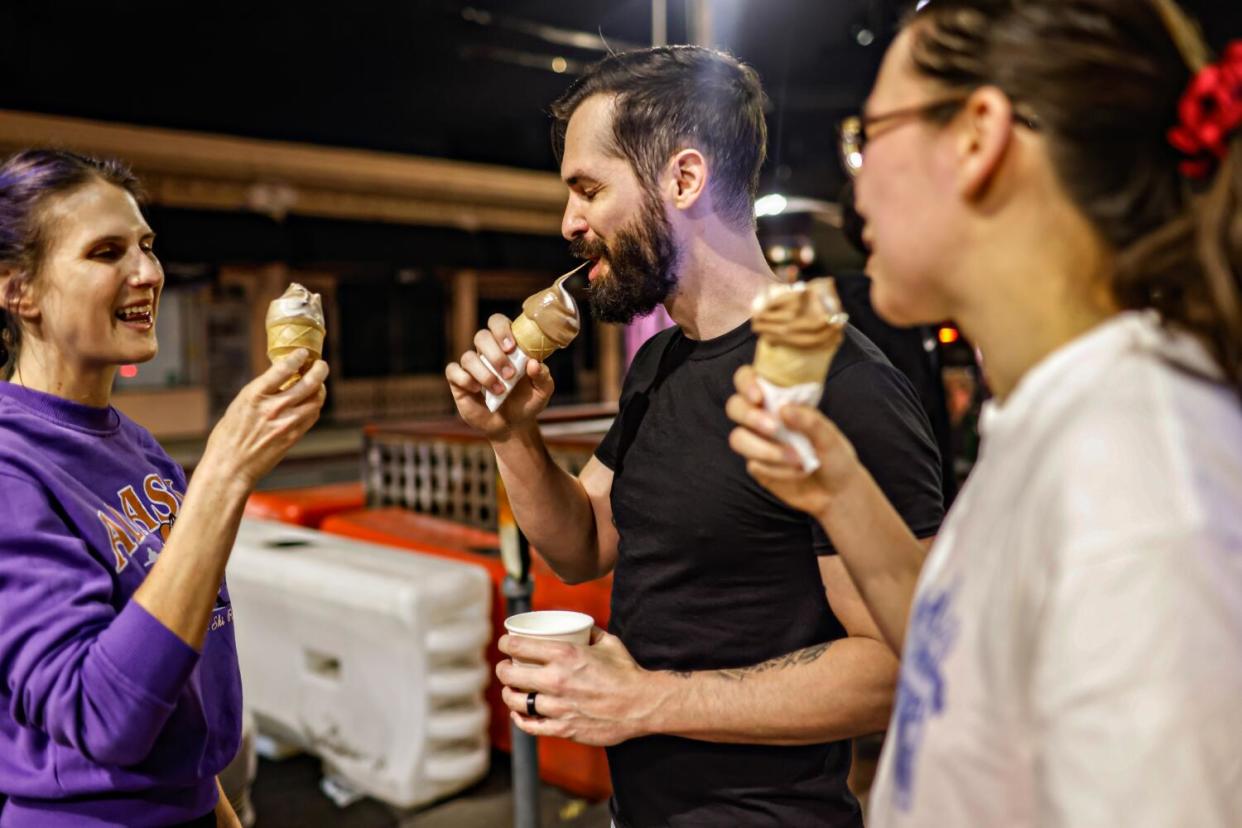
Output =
[{"x1": 503, "y1": 610, "x2": 594, "y2": 665}]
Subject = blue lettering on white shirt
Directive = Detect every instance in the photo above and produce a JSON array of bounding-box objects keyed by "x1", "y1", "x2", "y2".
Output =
[{"x1": 893, "y1": 581, "x2": 959, "y2": 812}]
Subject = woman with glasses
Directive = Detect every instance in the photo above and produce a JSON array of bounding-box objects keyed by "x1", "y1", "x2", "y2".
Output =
[{"x1": 727, "y1": 0, "x2": 1242, "y2": 825}]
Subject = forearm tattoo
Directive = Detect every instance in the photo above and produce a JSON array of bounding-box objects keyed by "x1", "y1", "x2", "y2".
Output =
[
  {"x1": 666, "y1": 641, "x2": 833, "y2": 681},
  {"x1": 716, "y1": 641, "x2": 832, "y2": 681}
]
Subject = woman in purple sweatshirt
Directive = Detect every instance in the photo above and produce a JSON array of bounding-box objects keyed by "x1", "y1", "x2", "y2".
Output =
[{"x1": 0, "y1": 150, "x2": 328, "y2": 826}]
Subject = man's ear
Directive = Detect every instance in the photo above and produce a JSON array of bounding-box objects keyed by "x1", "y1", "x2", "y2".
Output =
[
  {"x1": 954, "y1": 85, "x2": 1017, "y2": 201},
  {"x1": 665, "y1": 148, "x2": 709, "y2": 212}
]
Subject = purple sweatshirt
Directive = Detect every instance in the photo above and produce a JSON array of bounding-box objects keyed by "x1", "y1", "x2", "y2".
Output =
[{"x1": 0, "y1": 382, "x2": 242, "y2": 827}]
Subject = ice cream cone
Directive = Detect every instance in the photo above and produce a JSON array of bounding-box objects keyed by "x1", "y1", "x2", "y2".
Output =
[
  {"x1": 266, "y1": 283, "x2": 326, "y2": 387},
  {"x1": 753, "y1": 338, "x2": 838, "y2": 388},
  {"x1": 511, "y1": 313, "x2": 559, "y2": 362},
  {"x1": 267, "y1": 319, "x2": 326, "y2": 365},
  {"x1": 484, "y1": 262, "x2": 585, "y2": 412},
  {"x1": 748, "y1": 278, "x2": 848, "y2": 472},
  {"x1": 751, "y1": 278, "x2": 848, "y2": 387}
]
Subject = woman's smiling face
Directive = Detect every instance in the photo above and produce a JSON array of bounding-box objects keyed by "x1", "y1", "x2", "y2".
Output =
[{"x1": 28, "y1": 179, "x2": 164, "y2": 373}]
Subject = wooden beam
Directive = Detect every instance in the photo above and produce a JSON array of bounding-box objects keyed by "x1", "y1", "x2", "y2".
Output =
[
  {"x1": 451, "y1": 269, "x2": 480, "y2": 361},
  {"x1": 598, "y1": 323, "x2": 623, "y2": 403},
  {"x1": 0, "y1": 109, "x2": 565, "y2": 235}
]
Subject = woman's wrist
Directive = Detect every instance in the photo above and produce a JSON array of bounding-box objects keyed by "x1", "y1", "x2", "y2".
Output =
[
  {"x1": 188, "y1": 451, "x2": 255, "y2": 505},
  {"x1": 815, "y1": 456, "x2": 868, "y2": 529}
]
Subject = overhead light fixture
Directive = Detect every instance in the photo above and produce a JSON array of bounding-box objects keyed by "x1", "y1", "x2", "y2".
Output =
[{"x1": 754, "y1": 193, "x2": 788, "y2": 217}]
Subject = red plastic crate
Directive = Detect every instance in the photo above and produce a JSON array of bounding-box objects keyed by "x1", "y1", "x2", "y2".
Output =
[
  {"x1": 320, "y1": 507, "x2": 613, "y2": 801},
  {"x1": 244, "y1": 482, "x2": 365, "y2": 528}
]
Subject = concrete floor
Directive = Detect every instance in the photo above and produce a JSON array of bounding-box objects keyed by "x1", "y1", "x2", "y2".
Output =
[
  {"x1": 250, "y1": 751, "x2": 612, "y2": 828},
  {"x1": 249, "y1": 746, "x2": 878, "y2": 827}
]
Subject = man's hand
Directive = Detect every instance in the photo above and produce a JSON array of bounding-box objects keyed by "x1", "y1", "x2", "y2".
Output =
[
  {"x1": 496, "y1": 627, "x2": 666, "y2": 747},
  {"x1": 445, "y1": 314, "x2": 556, "y2": 440}
]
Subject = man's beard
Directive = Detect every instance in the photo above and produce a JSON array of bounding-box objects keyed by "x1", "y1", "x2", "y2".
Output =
[{"x1": 569, "y1": 195, "x2": 679, "y2": 325}]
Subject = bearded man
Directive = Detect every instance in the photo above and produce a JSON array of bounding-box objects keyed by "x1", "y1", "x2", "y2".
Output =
[{"x1": 445, "y1": 46, "x2": 943, "y2": 827}]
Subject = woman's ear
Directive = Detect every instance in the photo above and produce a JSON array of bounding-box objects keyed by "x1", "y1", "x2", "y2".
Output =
[
  {"x1": 955, "y1": 85, "x2": 1017, "y2": 201},
  {"x1": 0, "y1": 268, "x2": 40, "y2": 323}
]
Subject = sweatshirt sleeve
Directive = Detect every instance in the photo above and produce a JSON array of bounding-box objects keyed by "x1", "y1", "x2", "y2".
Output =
[{"x1": 0, "y1": 472, "x2": 200, "y2": 767}]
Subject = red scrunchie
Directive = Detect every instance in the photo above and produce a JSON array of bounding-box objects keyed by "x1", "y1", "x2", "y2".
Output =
[{"x1": 1168, "y1": 41, "x2": 1242, "y2": 179}]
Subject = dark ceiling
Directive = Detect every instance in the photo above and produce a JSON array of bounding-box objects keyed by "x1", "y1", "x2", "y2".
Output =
[
  {"x1": 3, "y1": 0, "x2": 1239, "y2": 196},
  {"x1": 1, "y1": 0, "x2": 1238, "y2": 272},
  {"x1": 0, "y1": 0, "x2": 899, "y2": 200}
]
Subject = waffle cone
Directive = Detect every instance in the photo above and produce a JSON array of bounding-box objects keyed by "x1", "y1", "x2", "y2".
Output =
[
  {"x1": 753, "y1": 337, "x2": 839, "y2": 387},
  {"x1": 512, "y1": 313, "x2": 560, "y2": 361},
  {"x1": 267, "y1": 319, "x2": 325, "y2": 384}
]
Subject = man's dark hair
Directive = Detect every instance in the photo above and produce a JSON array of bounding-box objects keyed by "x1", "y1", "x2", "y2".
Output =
[
  {"x1": 908, "y1": 0, "x2": 1242, "y2": 397},
  {"x1": 550, "y1": 45, "x2": 768, "y2": 230}
]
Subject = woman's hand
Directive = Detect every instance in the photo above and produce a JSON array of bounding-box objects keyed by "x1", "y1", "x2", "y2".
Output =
[
  {"x1": 134, "y1": 352, "x2": 328, "y2": 650},
  {"x1": 725, "y1": 364, "x2": 861, "y2": 521},
  {"x1": 199, "y1": 350, "x2": 329, "y2": 490},
  {"x1": 215, "y1": 777, "x2": 243, "y2": 828}
]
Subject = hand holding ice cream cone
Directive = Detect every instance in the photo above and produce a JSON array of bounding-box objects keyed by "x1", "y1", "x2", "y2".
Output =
[
  {"x1": 749, "y1": 278, "x2": 848, "y2": 472},
  {"x1": 266, "y1": 283, "x2": 325, "y2": 389},
  {"x1": 483, "y1": 262, "x2": 584, "y2": 412}
]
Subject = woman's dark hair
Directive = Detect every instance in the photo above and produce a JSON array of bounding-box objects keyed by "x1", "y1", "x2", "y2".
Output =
[
  {"x1": 550, "y1": 45, "x2": 768, "y2": 230},
  {"x1": 0, "y1": 149, "x2": 144, "y2": 379},
  {"x1": 907, "y1": 0, "x2": 1241, "y2": 394}
]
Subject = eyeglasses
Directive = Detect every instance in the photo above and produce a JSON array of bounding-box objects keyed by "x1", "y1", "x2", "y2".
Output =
[{"x1": 838, "y1": 96, "x2": 1041, "y2": 177}]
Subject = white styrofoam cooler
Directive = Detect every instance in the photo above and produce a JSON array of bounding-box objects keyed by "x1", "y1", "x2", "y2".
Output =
[{"x1": 226, "y1": 518, "x2": 492, "y2": 809}]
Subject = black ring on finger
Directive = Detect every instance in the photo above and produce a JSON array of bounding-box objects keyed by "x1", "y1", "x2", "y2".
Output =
[{"x1": 526, "y1": 691, "x2": 540, "y2": 717}]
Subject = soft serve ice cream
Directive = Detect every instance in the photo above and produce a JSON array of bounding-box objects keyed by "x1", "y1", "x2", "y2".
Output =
[
  {"x1": 749, "y1": 278, "x2": 848, "y2": 471},
  {"x1": 485, "y1": 263, "x2": 585, "y2": 412},
  {"x1": 266, "y1": 283, "x2": 326, "y2": 385}
]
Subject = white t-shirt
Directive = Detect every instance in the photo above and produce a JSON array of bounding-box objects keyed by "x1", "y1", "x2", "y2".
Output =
[{"x1": 869, "y1": 311, "x2": 1242, "y2": 827}]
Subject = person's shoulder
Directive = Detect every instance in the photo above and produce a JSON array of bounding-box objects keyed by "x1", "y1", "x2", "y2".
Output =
[
  {"x1": 108, "y1": 408, "x2": 186, "y2": 484},
  {"x1": 0, "y1": 439, "x2": 51, "y2": 519},
  {"x1": 0, "y1": 400, "x2": 46, "y2": 485},
  {"x1": 630, "y1": 325, "x2": 680, "y2": 368},
  {"x1": 824, "y1": 327, "x2": 919, "y2": 409},
  {"x1": 1051, "y1": 350, "x2": 1242, "y2": 535},
  {"x1": 111, "y1": 406, "x2": 158, "y2": 447},
  {"x1": 828, "y1": 324, "x2": 897, "y2": 376},
  {"x1": 619, "y1": 325, "x2": 681, "y2": 395}
]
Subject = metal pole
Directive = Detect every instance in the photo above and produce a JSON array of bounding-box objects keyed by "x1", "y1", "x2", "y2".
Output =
[
  {"x1": 652, "y1": 0, "x2": 667, "y2": 47},
  {"x1": 686, "y1": 0, "x2": 712, "y2": 47},
  {"x1": 498, "y1": 475, "x2": 540, "y2": 828},
  {"x1": 504, "y1": 569, "x2": 539, "y2": 828}
]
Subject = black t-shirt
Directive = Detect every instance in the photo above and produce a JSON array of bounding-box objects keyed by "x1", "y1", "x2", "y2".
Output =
[
  {"x1": 595, "y1": 319, "x2": 943, "y2": 827},
  {"x1": 833, "y1": 271, "x2": 956, "y2": 505}
]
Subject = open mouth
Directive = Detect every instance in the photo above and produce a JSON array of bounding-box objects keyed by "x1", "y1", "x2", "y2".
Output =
[
  {"x1": 115, "y1": 303, "x2": 154, "y2": 327},
  {"x1": 587, "y1": 257, "x2": 606, "y2": 282}
]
